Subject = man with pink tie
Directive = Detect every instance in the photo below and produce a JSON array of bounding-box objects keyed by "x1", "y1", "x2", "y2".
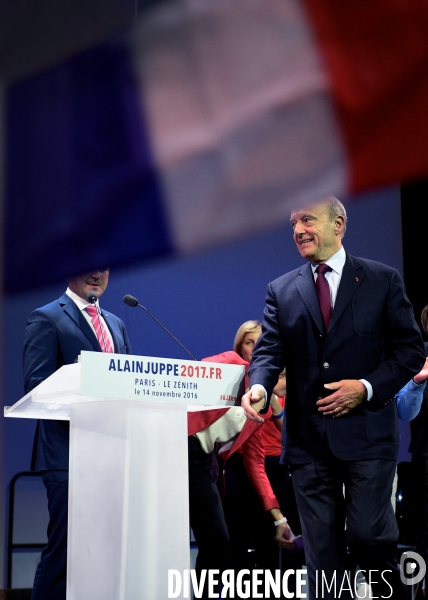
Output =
[{"x1": 23, "y1": 269, "x2": 132, "y2": 600}]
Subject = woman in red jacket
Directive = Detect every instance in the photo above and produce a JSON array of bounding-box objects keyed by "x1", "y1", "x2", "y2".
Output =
[{"x1": 188, "y1": 348, "x2": 293, "y2": 598}]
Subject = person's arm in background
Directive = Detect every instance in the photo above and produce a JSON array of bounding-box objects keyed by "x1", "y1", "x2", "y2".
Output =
[
  {"x1": 396, "y1": 357, "x2": 428, "y2": 421},
  {"x1": 241, "y1": 427, "x2": 294, "y2": 549},
  {"x1": 270, "y1": 370, "x2": 286, "y2": 430},
  {"x1": 270, "y1": 395, "x2": 284, "y2": 430}
]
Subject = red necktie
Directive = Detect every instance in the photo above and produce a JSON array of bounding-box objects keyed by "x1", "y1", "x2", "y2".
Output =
[
  {"x1": 84, "y1": 305, "x2": 114, "y2": 353},
  {"x1": 316, "y1": 264, "x2": 332, "y2": 330}
]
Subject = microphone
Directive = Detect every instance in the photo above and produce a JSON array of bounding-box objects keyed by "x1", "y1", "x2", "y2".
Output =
[
  {"x1": 123, "y1": 294, "x2": 138, "y2": 307},
  {"x1": 123, "y1": 294, "x2": 198, "y2": 361},
  {"x1": 86, "y1": 292, "x2": 98, "y2": 304}
]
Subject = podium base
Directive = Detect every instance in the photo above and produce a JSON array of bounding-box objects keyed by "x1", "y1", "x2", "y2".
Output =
[{"x1": 68, "y1": 400, "x2": 190, "y2": 600}]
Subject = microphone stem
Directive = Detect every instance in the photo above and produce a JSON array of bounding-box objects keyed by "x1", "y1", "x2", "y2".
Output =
[{"x1": 138, "y1": 304, "x2": 198, "y2": 361}]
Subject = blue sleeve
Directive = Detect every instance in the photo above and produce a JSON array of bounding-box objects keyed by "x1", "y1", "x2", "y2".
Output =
[
  {"x1": 23, "y1": 309, "x2": 59, "y2": 394},
  {"x1": 395, "y1": 379, "x2": 426, "y2": 421}
]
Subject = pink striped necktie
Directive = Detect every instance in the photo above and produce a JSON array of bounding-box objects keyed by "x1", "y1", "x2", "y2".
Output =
[
  {"x1": 84, "y1": 305, "x2": 114, "y2": 353},
  {"x1": 315, "y1": 263, "x2": 332, "y2": 330}
]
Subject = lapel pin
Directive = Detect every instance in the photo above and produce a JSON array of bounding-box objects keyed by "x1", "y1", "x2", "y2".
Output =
[{"x1": 355, "y1": 277, "x2": 359, "y2": 281}]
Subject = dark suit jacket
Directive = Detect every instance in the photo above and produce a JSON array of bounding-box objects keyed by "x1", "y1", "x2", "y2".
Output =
[
  {"x1": 23, "y1": 292, "x2": 132, "y2": 470},
  {"x1": 249, "y1": 252, "x2": 425, "y2": 464}
]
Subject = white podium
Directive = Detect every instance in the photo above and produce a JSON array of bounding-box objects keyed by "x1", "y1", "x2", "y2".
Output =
[{"x1": 5, "y1": 351, "x2": 245, "y2": 600}]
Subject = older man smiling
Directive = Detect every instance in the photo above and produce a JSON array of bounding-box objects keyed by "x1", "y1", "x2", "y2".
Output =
[{"x1": 242, "y1": 197, "x2": 425, "y2": 599}]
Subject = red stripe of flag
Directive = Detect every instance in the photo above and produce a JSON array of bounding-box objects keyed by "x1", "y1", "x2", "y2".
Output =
[{"x1": 302, "y1": 0, "x2": 428, "y2": 191}]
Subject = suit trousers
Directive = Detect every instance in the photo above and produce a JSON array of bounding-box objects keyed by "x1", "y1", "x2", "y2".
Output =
[
  {"x1": 292, "y1": 452, "x2": 408, "y2": 600},
  {"x1": 31, "y1": 470, "x2": 68, "y2": 600}
]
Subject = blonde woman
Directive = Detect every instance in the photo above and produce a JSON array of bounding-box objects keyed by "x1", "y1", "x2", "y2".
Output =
[{"x1": 233, "y1": 321, "x2": 285, "y2": 424}]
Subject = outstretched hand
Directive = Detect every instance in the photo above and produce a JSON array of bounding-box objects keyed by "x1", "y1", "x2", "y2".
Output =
[
  {"x1": 414, "y1": 357, "x2": 428, "y2": 385},
  {"x1": 316, "y1": 379, "x2": 366, "y2": 417},
  {"x1": 241, "y1": 387, "x2": 266, "y2": 423}
]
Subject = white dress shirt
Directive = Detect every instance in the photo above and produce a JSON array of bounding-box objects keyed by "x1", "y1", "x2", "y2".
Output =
[
  {"x1": 310, "y1": 245, "x2": 346, "y2": 309},
  {"x1": 252, "y1": 245, "x2": 373, "y2": 404},
  {"x1": 65, "y1": 288, "x2": 114, "y2": 350}
]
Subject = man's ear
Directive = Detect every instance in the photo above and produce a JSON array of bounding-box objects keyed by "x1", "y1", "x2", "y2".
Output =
[{"x1": 335, "y1": 215, "x2": 345, "y2": 235}]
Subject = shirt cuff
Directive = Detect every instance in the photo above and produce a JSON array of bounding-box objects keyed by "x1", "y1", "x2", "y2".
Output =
[
  {"x1": 410, "y1": 379, "x2": 426, "y2": 388},
  {"x1": 359, "y1": 379, "x2": 373, "y2": 401},
  {"x1": 251, "y1": 384, "x2": 268, "y2": 408}
]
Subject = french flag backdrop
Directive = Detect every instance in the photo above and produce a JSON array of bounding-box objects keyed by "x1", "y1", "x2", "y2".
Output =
[{"x1": 5, "y1": 0, "x2": 428, "y2": 292}]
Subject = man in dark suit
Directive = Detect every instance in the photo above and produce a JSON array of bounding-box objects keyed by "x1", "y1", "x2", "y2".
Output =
[
  {"x1": 242, "y1": 198, "x2": 425, "y2": 599},
  {"x1": 23, "y1": 269, "x2": 132, "y2": 600}
]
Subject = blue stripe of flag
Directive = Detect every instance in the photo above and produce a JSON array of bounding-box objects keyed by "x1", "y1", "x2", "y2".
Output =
[{"x1": 5, "y1": 41, "x2": 173, "y2": 292}]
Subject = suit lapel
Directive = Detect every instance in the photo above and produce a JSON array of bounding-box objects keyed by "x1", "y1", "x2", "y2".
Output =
[
  {"x1": 101, "y1": 310, "x2": 121, "y2": 353},
  {"x1": 295, "y1": 263, "x2": 324, "y2": 334},
  {"x1": 59, "y1": 293, "x2": 101, "y2": 351},
  {"x1": 329, "y1": 253, "x2": 364, "y2": 330}
]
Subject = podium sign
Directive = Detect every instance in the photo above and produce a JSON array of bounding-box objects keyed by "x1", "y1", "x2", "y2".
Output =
[
  {"x1": 4, "y1": 352, "x2": 245, "y2": 420},
  {"x1": 79, "y1": 351, "x2": 243, "y2": 405}
]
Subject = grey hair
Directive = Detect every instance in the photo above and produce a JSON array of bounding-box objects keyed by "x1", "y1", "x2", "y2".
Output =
[{"x1": 326, "y1": 196, "x2": 347, "y2": 237}]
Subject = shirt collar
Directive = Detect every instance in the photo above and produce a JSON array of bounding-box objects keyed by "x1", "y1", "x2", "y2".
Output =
[
  {"x1": 311, "y1": 246, "x2": 346, "y2": 275},
  {"x1": 65, "y1": 287, "x2": 99, "y2": 311}
]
